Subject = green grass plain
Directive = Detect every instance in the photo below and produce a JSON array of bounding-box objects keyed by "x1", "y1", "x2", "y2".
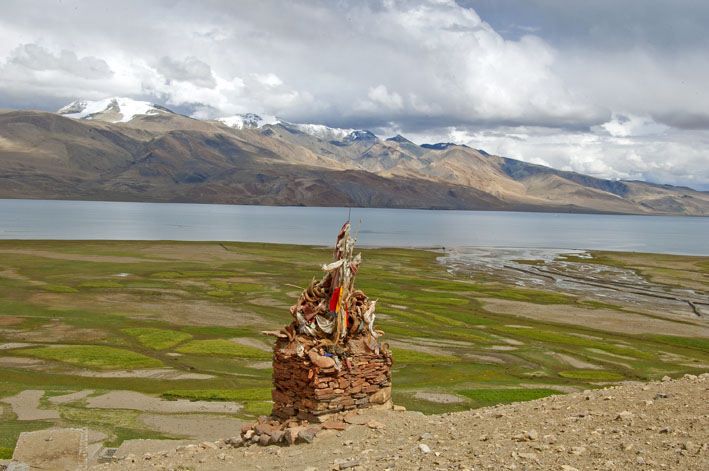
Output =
[
  {"x1": 0, "y1": 240, "x2": 707, "y2": 452},
  {"x1": 122, "y1": 327, "x2": 193, "y2": 350},
  {"x1": 175, "y1": 339, "x2": 270, "y2": 358},
  {"x1": 12, "y1": 346, "x2": 163, "y2": 369}
]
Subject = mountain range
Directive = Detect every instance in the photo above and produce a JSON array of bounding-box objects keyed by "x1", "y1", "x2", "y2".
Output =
[{"x1": 1, "y1": 97, "x2": 708, "y2": 215}]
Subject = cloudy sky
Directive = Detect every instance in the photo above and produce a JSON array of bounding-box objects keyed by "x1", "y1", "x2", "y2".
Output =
[{"x1": 2, "y1": 0, "x2": 708, "y2": 190}]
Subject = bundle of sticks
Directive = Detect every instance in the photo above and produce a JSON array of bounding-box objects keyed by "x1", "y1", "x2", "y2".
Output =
[{"x1": 269, "y1": 220, "x2": 383, "y2": 353}]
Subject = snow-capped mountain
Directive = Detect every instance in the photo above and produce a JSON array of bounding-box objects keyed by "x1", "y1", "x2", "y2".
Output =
[
  {"x1": 5, "y1": 100, "x2": 708, "y2": 215},
  {"x1": 288, "y1": 123, "x2": 354, "y2": 141},
  {"x1": 287, "y1": 123, "x2": 378, "y2": 143},
  {"x1": 215, "y1": 113, "x2": 279, "y2": 129},
  {"x1": 58, "y1": 97, "x2": 173, "y2": 123},
  {"x1": 58, "y1": 97, "x2": 376, "y2": 143},
  {"x1": 217, "y1": 115, "x2": 378, "y2": 144}
]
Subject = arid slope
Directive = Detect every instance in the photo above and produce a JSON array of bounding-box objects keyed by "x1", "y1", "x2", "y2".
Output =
[
  {"x1": 91, "y1": 374, "x2": 709, "y2": 471},
  {"x1": 1, "y1": 109, "x2": 708, "y2": 214}
]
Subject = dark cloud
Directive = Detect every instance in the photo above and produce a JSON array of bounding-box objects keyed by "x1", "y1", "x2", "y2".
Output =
[
  {"x1": 156, "y1": 56, "x2": 216, "y2": 88},
  {"x1": 460, "y1": 0, "x2": 709, "y2": 52}
]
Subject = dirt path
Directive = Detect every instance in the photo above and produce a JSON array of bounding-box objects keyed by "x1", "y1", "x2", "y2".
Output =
[{"x1": 91, "y1": 373, "x2": 709, "y2": 471}]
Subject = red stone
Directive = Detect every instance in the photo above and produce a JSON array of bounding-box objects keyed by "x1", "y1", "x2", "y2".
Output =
[{"x1": 322, "y1": 420, "x2": 346, "y2": 430}]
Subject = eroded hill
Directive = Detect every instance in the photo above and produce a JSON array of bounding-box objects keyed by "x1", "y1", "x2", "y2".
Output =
[{"x1": 1, "y1": 109, "x2": 708, "y2": 215}]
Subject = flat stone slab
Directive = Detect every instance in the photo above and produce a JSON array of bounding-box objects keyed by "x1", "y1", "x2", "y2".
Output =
[{"x1": 13, "y1": 428, "x2": 87, "y2": 471}]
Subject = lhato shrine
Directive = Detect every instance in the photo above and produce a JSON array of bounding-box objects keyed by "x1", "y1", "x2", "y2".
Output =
[{"x1": 239, "y1": 221, "x2": 393, "y2": 446}]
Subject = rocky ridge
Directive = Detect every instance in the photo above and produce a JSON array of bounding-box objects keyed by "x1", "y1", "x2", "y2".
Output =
[
  {"x1": 1, "y1": 104, "x2": 708, "y2": 214},
  {"x1": 89, "y1": 373, "x2": 708, "y2": 471}
]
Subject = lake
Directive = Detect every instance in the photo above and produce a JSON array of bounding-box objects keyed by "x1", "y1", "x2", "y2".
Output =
[{"x1": 0, "y1": 199, "x2": 707, "y2": 255}]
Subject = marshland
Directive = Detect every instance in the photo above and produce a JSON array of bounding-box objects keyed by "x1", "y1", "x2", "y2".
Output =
[{"x1": 0, "y1": 239, "x2": 707, "y2": 458}]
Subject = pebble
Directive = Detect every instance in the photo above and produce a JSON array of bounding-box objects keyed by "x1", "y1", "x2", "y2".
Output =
[
  {"x1": 367, "y1": 420, "x2": 386, "y2": 430},
  {"x1": 338, "y1": 459, "x2": 361, "y2": 470},
  {"x1": 298, "y1": 429, "x2": 316, "y2": 443},
  {"x1": 419, "y1": 443, "x2": 431, "y2": 454},
  {"x1": 615, "y1": 411, "x2": 634, "y2": 421}
]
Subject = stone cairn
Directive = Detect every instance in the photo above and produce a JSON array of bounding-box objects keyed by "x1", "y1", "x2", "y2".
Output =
[{"x1": 238, "y1": 221, "x2": 393, "y2": 446}]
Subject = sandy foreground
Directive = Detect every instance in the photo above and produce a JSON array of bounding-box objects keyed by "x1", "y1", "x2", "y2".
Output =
[{"x1": 90, "y1": 373, "x2": 709, "y2": 471}]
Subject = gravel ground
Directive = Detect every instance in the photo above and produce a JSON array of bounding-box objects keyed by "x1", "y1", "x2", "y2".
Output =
[{"x1": 91, "y1": 373, "x2": 708, "y2": 471}]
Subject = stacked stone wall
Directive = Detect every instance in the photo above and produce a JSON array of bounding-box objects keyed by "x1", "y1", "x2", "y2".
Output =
[{"x1": 271, "y1": 337, "x2": 392, "y2": 422}]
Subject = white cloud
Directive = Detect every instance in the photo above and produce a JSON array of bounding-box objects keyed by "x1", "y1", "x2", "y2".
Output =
[
  {"x1": 403, "y1": 123, "x2": 709, "y2": 190},
  {"x1": 7, "y1": 43, "x2": 112, "y2": 79},
  {"x1": 0, "y1": 0, "x2": 708, "y2": 188},
  {"x1": 599, "y1": 113, "x2": 669, "y2": 138},
  {"x1": 357, "y1": 85, "x2": 404, "y2": 112}
]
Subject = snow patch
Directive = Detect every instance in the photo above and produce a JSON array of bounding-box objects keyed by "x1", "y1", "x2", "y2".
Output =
[
  {"x1": 216, "y1": 113, "x2": 279, "y2": 129},
  {"x1": 290, "y1": 123, "x2": 354, "y2": 141},
  {"x1": 58, "y1": 97, "x2": 167, "y2": 123}
]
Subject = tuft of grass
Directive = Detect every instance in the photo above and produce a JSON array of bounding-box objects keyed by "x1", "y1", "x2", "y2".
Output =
[
  {"x1": 0, "y1": 447, "x2": 12, "y2": 459},
  {"x1": 209, "y1": 281, "x2": 229, "y2": 290},
  {"x1": 651, "y1": 335, "x2": 709, "y2": 352},
  {"x1": 459, "y1": 388, "x2": 561, "y2": 406},
  {"x1": 439, "y1": 330, "x2": 492, "y2": 343},
  {"x1": 412, "y1": 295, "x2": 469, "y2": 306},
  {"x1": 151, "y1": 270, "x2": 238, "y2": 278},
  {"x1": 493, "y1": 326, "x2": 654, "y2": 359},
  {"x1": 558, "y1": 370, "x2": 624, "y2": 381},
  {"x1": 232, "y1": 283, "x2": 263, "y2": 292},
  {"x1": 162, "y1": 388, "x2": 271, "y2": 402},
  {"x1": 489, "y1": 288, "x2": 572, "y2": 304},
  {"x1": 243, "y1": 401, "x2": 274, "y2": 417},
  {"x1": 391, "y1": 348, "x2": 460, "y2": 364},
  {"x1": 150, "y1": 271, "x2": 182, "y2": 279},
  {"x1": 175, "y1": 339, "x2": 270, "y2": 359},
  {"x1": 206, "y1": 291, "x2": 233, "y2": 298},
  {"x1": 79, "y1": 281, "x2": 122, "y2": 288},
  {"x1": 182, "y1": 326, "x2": 256, "y2": 337},
  {"x1": 41, "y1": 285, "x2": 79, "y2": 293},
  {"x1": 13, "y1": 345, "x2": 163, "y2": 369},
  {"x1": 122, "y1": 327, "x2": 192, "y2": 350}
]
